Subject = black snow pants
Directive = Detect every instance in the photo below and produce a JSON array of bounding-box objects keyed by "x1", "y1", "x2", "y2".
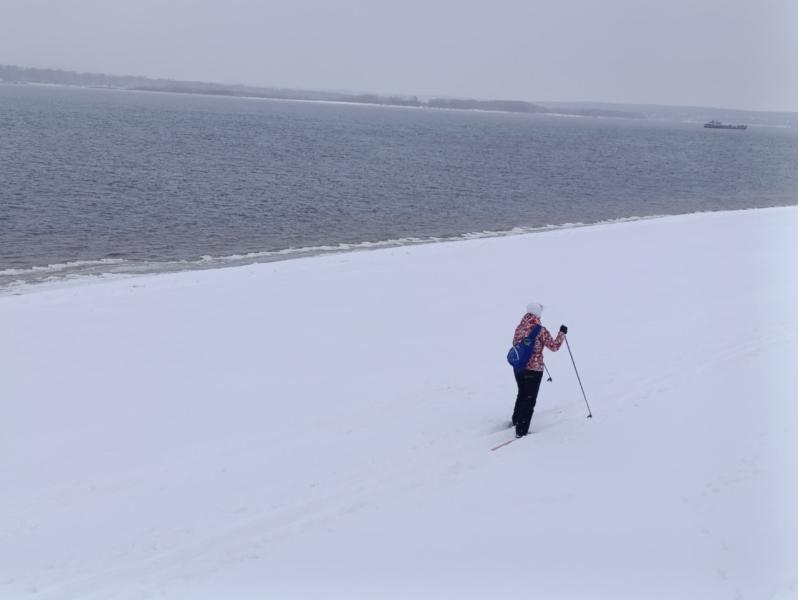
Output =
[{"x1": 512, "y1": 369, "x2": 544, "y2": 436}]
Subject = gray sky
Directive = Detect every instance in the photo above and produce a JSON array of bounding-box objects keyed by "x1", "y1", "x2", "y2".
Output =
[{"x1": 2, "y1": 0, "x2": 797, "y2": 112}]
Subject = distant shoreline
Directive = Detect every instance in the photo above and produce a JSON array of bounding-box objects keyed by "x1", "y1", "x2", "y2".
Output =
[
  {"x1": 0, "y1": 64, "x2": 645, "y2": 120},
  {"x1": 20, "y1": 82, "x2": 645, "y2": 121}
]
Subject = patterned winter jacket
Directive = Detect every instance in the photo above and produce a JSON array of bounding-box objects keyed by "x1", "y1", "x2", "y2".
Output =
[{"x1": 512, "y1": 313, "x2": 565, "y2": 372}]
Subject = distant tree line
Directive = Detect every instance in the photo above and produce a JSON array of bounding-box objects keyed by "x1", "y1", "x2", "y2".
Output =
[
  {"x1": 427, "y1": 98, "x2": 547, "y2": 113},
  {"x1": 0, "y1": 64, "x2": 644, "y2": 119},
  {"x1": 0, "y1": 65, "x2": 341, "y2": 102},
  {"x1": 340, "y1": 94, "x2": 422, "y2": 107},
  {"x1": 0, "y1": 64, "x2": 152, "y2": 88}
]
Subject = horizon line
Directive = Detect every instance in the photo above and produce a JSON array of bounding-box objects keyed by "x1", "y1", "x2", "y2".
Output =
[{"x1": 2, "y1": 62, "x2": 796, "y2": 116}]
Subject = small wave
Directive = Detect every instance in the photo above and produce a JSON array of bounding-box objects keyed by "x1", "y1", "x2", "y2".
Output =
[
  {"x1": 0, "y1": 258, "x2": 126, "y2": 277},
  {"x1": 0, "y1": 213, "x2": 677, "y2": 292},
  {"x1": 189, "y1": 215, "x2": 668, "y2": 264}
]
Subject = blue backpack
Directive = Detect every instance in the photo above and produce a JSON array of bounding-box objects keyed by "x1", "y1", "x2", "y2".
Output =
[{"x1": 507, "y1": 324, "x2": 541, "y2": 371}]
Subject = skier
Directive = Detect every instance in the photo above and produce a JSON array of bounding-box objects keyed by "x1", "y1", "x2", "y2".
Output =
[{"x1": 511, "y1": 302, "x2": 567, "y2": 437}]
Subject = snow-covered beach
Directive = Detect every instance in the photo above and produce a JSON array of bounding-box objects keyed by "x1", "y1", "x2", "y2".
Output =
[{"x1": 2, "y1": 207, "x2": 797, "y2": 599}]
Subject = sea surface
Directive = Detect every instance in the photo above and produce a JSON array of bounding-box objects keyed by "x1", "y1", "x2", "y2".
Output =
[{"x1": 2, "y1": 83, "x2": 797, "y2": 289}]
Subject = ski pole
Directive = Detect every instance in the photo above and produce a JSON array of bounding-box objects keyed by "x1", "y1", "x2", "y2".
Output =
[
  {"x1": 565, "y1": 336, "x2": 592, "y2": 418},
  {"x1": 544, "y1": 364, "x2": 553, "y2": 382}
]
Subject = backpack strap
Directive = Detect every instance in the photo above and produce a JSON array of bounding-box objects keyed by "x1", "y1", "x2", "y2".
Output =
[{"x1": 523, "y1": 324, "x2": 541, "y2": 346}]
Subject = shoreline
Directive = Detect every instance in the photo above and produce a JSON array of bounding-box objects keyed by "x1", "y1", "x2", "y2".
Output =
[
  {"x1": 0, "y1": 80, "x2": 641, "y2": 121},
  {"x1": 3, "y1": 204, "x2": 795, "y2": 297}
]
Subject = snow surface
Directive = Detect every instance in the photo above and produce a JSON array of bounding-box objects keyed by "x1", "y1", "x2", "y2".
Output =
[{"x1": 2, "y1": 207, "x2": 797, "y2": 599}]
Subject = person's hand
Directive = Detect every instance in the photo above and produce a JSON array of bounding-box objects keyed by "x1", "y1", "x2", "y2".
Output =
[{"x1": 559, "y1": 325, "x2": 568, "y2": 334}]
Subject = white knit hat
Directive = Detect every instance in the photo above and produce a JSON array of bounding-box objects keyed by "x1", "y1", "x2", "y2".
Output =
[{"x1": 526, "y1": 302, "x2": 543, "y2": 317}]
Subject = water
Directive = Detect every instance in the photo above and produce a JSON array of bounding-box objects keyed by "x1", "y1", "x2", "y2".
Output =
[{"x1": 2, "y1": 84, "x2": 797, "y2": 289}]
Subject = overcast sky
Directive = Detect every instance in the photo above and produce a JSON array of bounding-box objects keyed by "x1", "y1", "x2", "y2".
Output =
[{"x1": 1, "y1": 0, "x2": 796, "y2": 112}]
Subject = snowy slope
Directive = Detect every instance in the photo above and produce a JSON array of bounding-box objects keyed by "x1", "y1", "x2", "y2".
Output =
[{"x1": 2, "y1": 207, "x2": 797, "y2": 599}]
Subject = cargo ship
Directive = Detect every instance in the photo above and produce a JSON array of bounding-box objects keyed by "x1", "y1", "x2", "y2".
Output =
[{"x1": 704, "y1": 120, "x2": 747, "y2": 130}]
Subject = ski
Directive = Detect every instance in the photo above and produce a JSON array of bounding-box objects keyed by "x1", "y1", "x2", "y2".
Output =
[{"x1": 490, "y1": 438, "x2": 518, "y2": 451}]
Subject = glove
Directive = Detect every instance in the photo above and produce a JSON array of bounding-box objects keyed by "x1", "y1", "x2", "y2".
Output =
[{"x1": 559, "y1": 325, "x2": 568, "y2": 334}]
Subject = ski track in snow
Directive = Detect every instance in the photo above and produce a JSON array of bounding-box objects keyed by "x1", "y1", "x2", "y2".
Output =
[{"x1": 1, "y1": 207, "x2": 797, "y2": 599}]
